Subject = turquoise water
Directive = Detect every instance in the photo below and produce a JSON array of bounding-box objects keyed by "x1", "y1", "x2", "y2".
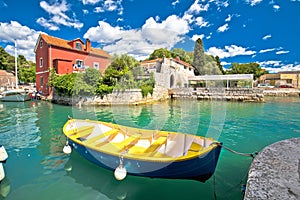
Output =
[{"x1": 0, "y1": 97, "x2": 299, "y2": 200}]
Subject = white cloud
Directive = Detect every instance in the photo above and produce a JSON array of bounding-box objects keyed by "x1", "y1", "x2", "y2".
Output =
[
  {"x1": 84, "y1": 15, "x2": 190, "y2": 60},
  {"x1": 191, "y1": 34, "x2": 205, "y2": 41},
  {"x1": 262, "y1": 34, "x2": 272, "y2": 40},
  {"x1": 82, "y1": 0, "x2": 101, "y2": 5},
  {"x1": 217, "y1": 23, "x2": 229, "y2": 32},
  {"x1": 83, "y1": 21, "x2": 124, "y2": 43},
  {"x1": 186, "y1": 0, "x2": 209, "y2": 14},
  {"x1": 36, "y1": 17, "x2": 60, "y2": 31},
  {"x1": 276, "y1": 50, "x2": 290, "y2": 55},
  {"x1": 141, "y1": 16, "x2": 189, "y2": 48},
  {"x1": 172, "y1": 0, "x2": 179, "y2": 6},
  {"x1": 259, "y1": 48, "x2": 276, "y2": 53},
  {"x1": 273, "y1": 5, "x2": 280, "y2": 11},
  {"x1": 195, "y1": 17, "x2": 209, "y2": 28},
  {"x1": 246, "y1": 0, "x2": 263, "y2": 6},
  {"x1": 0, "y1": 21, "x2": 42, "y2": 61},
  {"x1": 91, "y1": 0, "x2": 123, "y2": 15},
  {"x1": 225, "y1": 14, "x2": 232, "y2": 22},
  {"x1": 262, "y1": 63, "x2": 300, "y2": 73},
  {"x1": 94, "y1": 7, "x2": 105, "y2": 13},
  {"x1": 206, "y1": 35, "x2": 211, "y2": 39},
  {"x1": 37, "y1": 0, "x2": 83, "y2": 30},
  {"x1": 83, "y1": 9, "x2": 89, "y2": 15},
  {"x1": 206, "y1": 45, "x2": 256, "y2": 59},
  {"x1": 221, "y1": 61, "x2": 231, "y2": 66},
  {"x1": 258, "y1": 60, "x2": 281, "y2": 67}
]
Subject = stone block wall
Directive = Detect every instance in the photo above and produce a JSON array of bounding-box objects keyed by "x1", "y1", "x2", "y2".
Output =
[
  {"x1": 51, "y1": 86, "x2": 169, "y2": 106},
  {"x1": 170, "y1": 88, "x2": 264, "y2": 102}
]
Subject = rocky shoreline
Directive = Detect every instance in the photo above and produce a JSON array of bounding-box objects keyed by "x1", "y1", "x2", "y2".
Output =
[
  {"x1": 263, "y1": 88, "x2": 300, "y2": 97},
  {"x1": 46, "y1": 87, "x2": 300, "y2": 106}
]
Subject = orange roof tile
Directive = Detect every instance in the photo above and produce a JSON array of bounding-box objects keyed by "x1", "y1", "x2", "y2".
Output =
[
  {"x1": 171, "y1": 57, "x2": 192, "y2": 68},
  {"x1": 40, "y1": 34, "x2": 110, "y2": 58},
  {"x1": 141, "y1": 59, "x2": 161, "y2": 64}
]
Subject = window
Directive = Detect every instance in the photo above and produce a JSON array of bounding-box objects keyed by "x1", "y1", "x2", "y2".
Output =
[
  {"x1": 75, "y1": 42, "x2": 82, "y2": 50},
  {"x1": 40, "y1": 58, "x2": 43, "y2": 68},
  {"x1": 94, "y1": 62, "x2": 99, "y2": 70},
  {"x1": 40, "y1": 41, "x2": 43, "y2": 48},
  {"x1": 40, "y1": 76, "x2": 43, "y2": 86},
  {"x1": 76, "y1": 60, "x2": 84, "y2": 68}
]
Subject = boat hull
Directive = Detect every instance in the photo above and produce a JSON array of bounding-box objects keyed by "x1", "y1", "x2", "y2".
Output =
[
  {"x1": 0, "y1": 89, "x2": 31, "y2": 102},
  {"x1": 0, "y1": 94, "x2": 31, "y2": 102},
  {"x1": 68, "y1": 139, "x2": 221, "y2": 182}
]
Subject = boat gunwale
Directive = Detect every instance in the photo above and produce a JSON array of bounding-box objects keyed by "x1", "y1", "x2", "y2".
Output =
[{"x1": 63, "y1": 119, "x2": 220, "y2": 163}]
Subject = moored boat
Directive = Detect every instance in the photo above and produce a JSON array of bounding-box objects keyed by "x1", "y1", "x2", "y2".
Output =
[
  {"x1": 0, "y1": 89, "x2": 31, "y2": 102},
  {"x1": 62, "y1": 118, "x2": 222, "y2": 182}
]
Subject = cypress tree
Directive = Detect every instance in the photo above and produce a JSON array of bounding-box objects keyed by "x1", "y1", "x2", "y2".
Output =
[{"x1": 192, "y1": 38, "x2": 205, "y2": 75}]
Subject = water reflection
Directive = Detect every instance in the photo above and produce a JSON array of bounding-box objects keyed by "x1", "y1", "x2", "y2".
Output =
[
  {"x1": 64, "y1": 152, "x2": 213, "y2": 200},
  {"x1": 0, "y1": 102, "x2": 40, "y2": 151},
  {"x1": 0, "y1": 177, "x2": 10, "y2": 199}
]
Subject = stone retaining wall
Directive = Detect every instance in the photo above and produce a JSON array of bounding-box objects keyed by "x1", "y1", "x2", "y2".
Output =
[
  {"x1": 263, "y1": 88, "x2": 300, "y2": 96},
  {"x1": 170, "y1": 88, "x2": 264, "y2": 102},
  {"x1": 51, "y1": 86, "x2": 169, "y2": 106}
]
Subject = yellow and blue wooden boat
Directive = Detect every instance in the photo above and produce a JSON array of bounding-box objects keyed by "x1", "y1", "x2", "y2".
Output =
[{"x1": 63, "y1": 118, "x2": 221, "y2": 182}]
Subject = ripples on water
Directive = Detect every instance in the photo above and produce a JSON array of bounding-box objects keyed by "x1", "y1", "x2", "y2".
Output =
[{"x1": 0, "y1": 97, "x2": 299, "y2": 199}]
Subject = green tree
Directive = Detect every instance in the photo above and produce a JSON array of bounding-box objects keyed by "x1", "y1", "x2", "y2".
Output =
[
  {"x1": 227, "y1": 62, "x2": 266, "y2": 80},
  {"x1": 0, "y1": 46, "x2": 37, "y2": 83},
  {"x1": 215, "y1": 56, "x2": 225, "y2": 75},
  {"x1": 18, "y1": 65, "x2": 36, "y2": 83},
  {"x1": 148, "y1": 48, "x2": 172, "y2": 60},
  {"x1": 52, "y1": 73, "x2": 77, "y2": 96},
  {"x1": 192, "y1": 38, "x2": 205, "y2": 75},
  {"x1": 104, "y1": 54, "x2": 139, "y2": 84},
  {"x1": 171, "y1": 48, "x2": 193, "y2": 64},
  {"x1": 83, "y1": 68, "x2": 101, "y2": 86}
]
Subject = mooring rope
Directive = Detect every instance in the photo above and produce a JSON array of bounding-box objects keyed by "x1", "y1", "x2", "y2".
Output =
[
  {"x1": 211, "y1": 142, "x2": 257, "y2": 200},
  {"x1": 214, "y1": 142, "x2": 258, "y2": 158}
]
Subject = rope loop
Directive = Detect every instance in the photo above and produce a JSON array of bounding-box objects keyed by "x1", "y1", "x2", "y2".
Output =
[{"x1": 213, "y1": 142, "x2": 258, "y2": 158}]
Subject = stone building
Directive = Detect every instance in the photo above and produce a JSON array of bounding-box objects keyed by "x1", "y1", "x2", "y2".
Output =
[
  {"x1": 141, "y1": 57, "x2": 195, "y2": 89},
  {"x1": 258, "y1": 71, "x2": 300, "y2": 88},
  {"x1": 0, "y1": 70, "x2": 16, "y2": 91}
]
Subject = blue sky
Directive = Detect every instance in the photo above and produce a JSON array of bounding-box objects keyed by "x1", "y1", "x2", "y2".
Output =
[{"x1": 0, "y1": 0, "x2": 300, "y2": 73}]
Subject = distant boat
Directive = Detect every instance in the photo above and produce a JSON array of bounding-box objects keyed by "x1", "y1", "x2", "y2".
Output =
[
  {"x1": 0, "y1": 89, "x2": 31, "y2": 102},
  {"x1": 0, "y1": 41, "x2": 31, "y2": 102},
  {"x1": 62, "y1": 118, "x2": 222, "y2": 182}
]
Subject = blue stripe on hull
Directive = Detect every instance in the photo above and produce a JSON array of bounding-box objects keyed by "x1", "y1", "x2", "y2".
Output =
[{"x1": 69, "y1": 140, "x2": 221, "y2": 182}]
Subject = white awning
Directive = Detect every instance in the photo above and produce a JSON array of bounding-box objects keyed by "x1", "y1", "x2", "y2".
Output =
[{"x1": 188, "y1": 74, "x2": 253, "y2": 81}]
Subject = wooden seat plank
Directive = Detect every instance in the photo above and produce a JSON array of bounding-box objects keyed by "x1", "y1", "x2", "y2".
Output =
[
  {"x1": 83, "y1": 129, "x2": 119, "y2": 145},
  {"x1": 144, "y1": 137, "x2": 167, "y2": 154},
  {"x1": 67, "y1": 126, "x2": 95, "y2": 137}
]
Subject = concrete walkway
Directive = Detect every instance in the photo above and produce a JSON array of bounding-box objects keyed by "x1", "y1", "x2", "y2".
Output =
[{"x1": 244, "y1": 138, "x2": 300, "y2": 199}]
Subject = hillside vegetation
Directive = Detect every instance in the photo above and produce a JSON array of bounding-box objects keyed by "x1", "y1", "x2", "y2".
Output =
[{"x1": 0, "y1": 46, "x2": 36, "y2": 83}]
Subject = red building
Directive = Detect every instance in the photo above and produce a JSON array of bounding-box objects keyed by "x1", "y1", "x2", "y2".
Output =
[{"x1": 34, "y1": 34, "x2": 110, "y2": 96}]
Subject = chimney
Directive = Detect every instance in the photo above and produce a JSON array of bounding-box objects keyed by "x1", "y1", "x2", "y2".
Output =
[{"x1": 85, "y1": 38, "x2": 91, "y2": 52}]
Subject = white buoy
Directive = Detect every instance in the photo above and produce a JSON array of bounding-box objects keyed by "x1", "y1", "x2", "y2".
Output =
[
  {"x1": 114, "y1": 165, "x2": 127, "y2": 181},
  {"x1": 63, "y1": 141, "x2": 72, "y2": 154},
  {"x1": 0, "y1": 146, "x2": 8, "y2": 163},
  {"x1": 0, "y1": 163, "x2": 5, "y2": 182}
]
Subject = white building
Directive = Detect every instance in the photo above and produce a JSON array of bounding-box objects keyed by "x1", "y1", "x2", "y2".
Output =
[{"x1": 141, "y1": 57, "x2": 195, "y2": 89}]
